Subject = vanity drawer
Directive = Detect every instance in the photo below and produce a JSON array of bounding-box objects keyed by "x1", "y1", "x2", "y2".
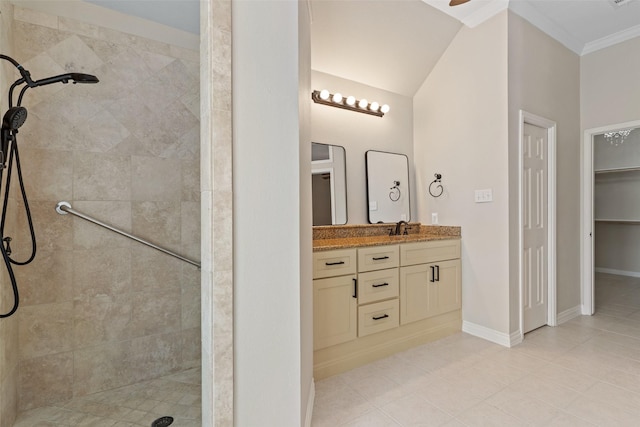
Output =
[
  {"x1": 358, "y1": 299, "x2": 399, "y2": 337},
  {"x1": 313, "y1": 248, "x2": 357, "y2": 279},
  {"x1": 358, "y1": 245, "x2": 399, "y2": 272},
  {"x1": 357, "y1": 268, "x2": 399, "y2": 305},
  {"x1": 400, "y1": 240, "x2": 460, "y2": 266}
]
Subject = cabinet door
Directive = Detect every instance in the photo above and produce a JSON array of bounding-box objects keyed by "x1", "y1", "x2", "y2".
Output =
[
  {"x1": 400, "y1": 264, "x2": 431, "y2": 325},
  {"x1": 400, "y1": 259, "x2": 461, "y2": 325},
  {"x1": 313, "y1": 275, "x2": 357, "y2": 350},
  {"x1": 432, "y1": 259, "x2": 462, "y2": 316}
]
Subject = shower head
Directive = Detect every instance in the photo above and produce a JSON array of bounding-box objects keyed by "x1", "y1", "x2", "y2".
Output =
[
  {"x1": 32, "y1": 73, "x2": 99, "y2": 87},
  {"x1": 2, "y1": 107, "x2": 27, "y2": 131}
]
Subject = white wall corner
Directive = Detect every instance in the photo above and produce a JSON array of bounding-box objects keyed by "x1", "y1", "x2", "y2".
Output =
[
  {"x1": 462, "y1": 321, "x2": 515, "y2": 347},
  {"x1": 305, "y1": 379, "x2": 315, "y2": 427},
  {"x1": 557, "y1": 305, "x2": 582, "y2": 325}
]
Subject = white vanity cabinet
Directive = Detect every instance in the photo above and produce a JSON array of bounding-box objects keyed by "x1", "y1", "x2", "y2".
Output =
[{"x1": 400, "y1": 240, "x2": 461, "y2": 324}]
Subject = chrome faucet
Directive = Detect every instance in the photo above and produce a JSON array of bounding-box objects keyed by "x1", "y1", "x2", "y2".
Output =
[{"x1": 394, "y1": 220, "x2": 409, "y2": 236}]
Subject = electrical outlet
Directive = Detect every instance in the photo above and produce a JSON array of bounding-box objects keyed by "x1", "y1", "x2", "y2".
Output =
[
  {"x1": 431, "y1": 212, "x2": 438, "y2": 224},
  {"x1": 474, "y1": 189, "x2": 493, "y2": 203}
]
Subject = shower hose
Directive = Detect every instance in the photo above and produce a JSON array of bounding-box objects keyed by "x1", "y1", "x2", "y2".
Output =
[{"x1": 0, "y1": 106, "x2": 37, "y2": 318}]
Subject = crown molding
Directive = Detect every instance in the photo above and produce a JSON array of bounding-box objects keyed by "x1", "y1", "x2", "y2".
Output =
[
  {"x1": 582, "y1": 23, "x2": 640, "y2": 55},
  {"x1": 508, "y1": 0, "x2": 584, "y2": 55}
]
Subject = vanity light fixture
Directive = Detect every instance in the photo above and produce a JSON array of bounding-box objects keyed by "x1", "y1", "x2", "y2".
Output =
[
  {"x1": 311, "y1": 89, "x2": 389, "y2": 117},
  {"x1": 604, "y1": 128, "x2": 634, "y2": 146}
]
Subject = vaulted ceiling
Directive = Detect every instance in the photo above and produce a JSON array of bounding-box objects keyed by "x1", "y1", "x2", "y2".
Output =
[{"x1": 83, "y1": 0, "x2": 640, "y2": 96}]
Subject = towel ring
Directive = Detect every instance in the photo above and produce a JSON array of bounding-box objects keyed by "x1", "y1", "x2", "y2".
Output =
[{"x1": 429, "y1": 173, "x2": 443, "y2": 198}]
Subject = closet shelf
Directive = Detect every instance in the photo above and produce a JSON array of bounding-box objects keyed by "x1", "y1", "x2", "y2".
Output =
[
  {"x1": 595, "y1": 219, "x2": 640, "y2": 224},
  {"x1": 595, "y1": 166, "x2": 640, "y2": 174}
]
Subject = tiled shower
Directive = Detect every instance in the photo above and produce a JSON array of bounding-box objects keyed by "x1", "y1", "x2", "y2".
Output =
[{"x1": 0, "y1": 3, "x2": 201, "y2": 426}]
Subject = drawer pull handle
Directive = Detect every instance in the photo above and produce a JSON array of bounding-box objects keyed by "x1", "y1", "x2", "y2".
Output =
[
  {"x1": 353, "y1": 278, "x2": 358, "y2": 299},
  {"x1": 325, "y1": 261, "x2": 345, "y2": 266},
  {"x1": 430, "y1": 266, "x2": 435, "y2": 283},
  {"x1": 372, "y1": 256, "x2": 389, "y2": 261},
  {"x1": 372, "y1": 282, "x2": 389, "y2": 288},
  {"x1": 372, "y1": 314, "x2": 389, "y2": 321}
]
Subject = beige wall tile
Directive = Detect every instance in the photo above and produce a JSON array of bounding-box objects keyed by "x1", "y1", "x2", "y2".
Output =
[
  {"x1": 73, "y1": 247, "x2": 132, "y2": 297},
  {"x1": 73, "y1": 152, "x2": 131, "y2": 201},
  {"x1": 18, "y1": 352, "x2": 73, "y2": 410},
  {"x1": 14, "y1": 249, "x2": 73, "y2": 306},
  {"x1": 19, "y1": 149, "x2": 73, "y2": 201},
  {"x1": 18, "y1": 302, "x2": 73, "y2": 359},
  {"x1": 73, "y1": 294, "x2": 133, "y2": 348},
  {"x1": 131, "y1": 156, "x2": 182, "y2": 201},
  {"x1": 0, "y1": 363, "x2": 17, "y2": 427},
  {"x1": 12, "y1": 8, "x2": 200, "y2": 410}
]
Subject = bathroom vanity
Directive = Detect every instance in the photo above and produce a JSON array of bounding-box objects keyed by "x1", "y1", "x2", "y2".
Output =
[{"x1": 312, "y1": 224, "x2": 462, "y2": 379}]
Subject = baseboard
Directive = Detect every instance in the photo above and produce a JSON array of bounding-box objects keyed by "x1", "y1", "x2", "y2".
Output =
[
  {"x1": 557, "y1": 305, "x2": 582, "y2": 325},
  {"x1": 595, "y1": 267, "x2": 640, "y2": 278},
  {"x1": 304, "y1": 378, "x2": 315, "y2": 427},
  {"x1": 462, "y1": 321, "x2": 520, "y2": 347}
]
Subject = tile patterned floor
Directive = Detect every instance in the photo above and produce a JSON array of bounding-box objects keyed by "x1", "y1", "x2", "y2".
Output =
[
  {"x1": 13, "y1": 368, "x2": 201, "y2": 427},
  {"x1": 312, "y1": 273, "x2": 640, "y2": 426}
]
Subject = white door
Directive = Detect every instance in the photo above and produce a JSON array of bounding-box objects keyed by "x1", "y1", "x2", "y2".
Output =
[{"x1": 523, "y1": 123, "x2": 548, "y2": 333}]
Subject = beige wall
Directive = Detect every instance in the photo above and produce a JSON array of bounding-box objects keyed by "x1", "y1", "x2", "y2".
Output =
[
  {"x1": 414, "y1": 12, "x2": 511, "y2": 335},
  {"x1": 0, "y1": 2, "x2": 18, "y2": 425},
  {"x1": 507, "y1": 12, "x2": 581, "y2": 331},
  {"x1": 7, "y1": 7, "x2": 200, "y2": 410},
  {"x1": 311, "y1": 71, "x2": 415, "y2": 224},
  {"x1": 581, "y1": 36, "x2": 640, "y2": 131},
  {"x1": 232, "y1": 0, "x2": 311, "y2": 424}
]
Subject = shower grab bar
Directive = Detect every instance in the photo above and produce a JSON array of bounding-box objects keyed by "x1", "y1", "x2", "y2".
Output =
[{"x1": 55, "y1": 201, "x2": 201, "y2": 269}]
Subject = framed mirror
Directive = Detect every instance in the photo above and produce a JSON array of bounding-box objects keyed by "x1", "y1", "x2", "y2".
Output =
[
  {"x1": 312, "y1": 143, "x2": 347, "y2": 225},
  {"x1": 365, "y1": 150, "x2": 410, "y2": 223}
]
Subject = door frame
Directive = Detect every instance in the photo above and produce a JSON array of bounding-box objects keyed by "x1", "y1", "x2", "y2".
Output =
[
  {"x1": 518, "y1": 110, "x2": 557, "y2": 339},
  {"x1": 580, "y1": 119, "x2": 640, "y2": 315}
]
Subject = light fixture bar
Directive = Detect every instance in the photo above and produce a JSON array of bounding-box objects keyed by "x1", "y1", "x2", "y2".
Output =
[{"x1": 311, "y1": 90, "x2": 388, "y2": 117}]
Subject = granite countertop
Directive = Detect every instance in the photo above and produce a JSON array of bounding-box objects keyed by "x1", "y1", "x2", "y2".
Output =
[
  {"x1": 313, "y1": 233, "x2": 461, "y2": 251},
  {"x1": 313, "y1": 223, "x2": 461, "y2": 252}
]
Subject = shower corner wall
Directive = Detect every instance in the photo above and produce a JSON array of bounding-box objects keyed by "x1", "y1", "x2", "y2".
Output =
[
  {"x1": 1, "y1": 4, "x2": 201, "y2": 417},
  {"x1": 0, "y1": 1, "x2": 19, "y2": 426}
]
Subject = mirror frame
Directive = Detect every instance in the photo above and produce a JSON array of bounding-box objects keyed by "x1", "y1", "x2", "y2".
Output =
[{"x1": 365, "y1": 150, "x2": 411, "y2": 224}]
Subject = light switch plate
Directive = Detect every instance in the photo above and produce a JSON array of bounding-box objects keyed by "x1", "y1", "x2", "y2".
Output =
[
  {"x1": 369, "y1": 201, "x2": 378, "y2": 211},
  {"x1": 431, "y1": 213, "x2": 438, "y2": 224},
  {"x1": 475, "y1": 189, "x2": 493, "y2": 203}
]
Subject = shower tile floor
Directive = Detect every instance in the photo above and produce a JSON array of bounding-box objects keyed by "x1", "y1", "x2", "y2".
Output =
[{"x1": 12, "y1": 367, "x2": 201, "y2": 427}]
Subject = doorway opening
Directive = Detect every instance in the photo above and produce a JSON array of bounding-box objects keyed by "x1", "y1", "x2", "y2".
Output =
[{"x1": 581, "y1": 120, "x2": 640, "y2": 316}]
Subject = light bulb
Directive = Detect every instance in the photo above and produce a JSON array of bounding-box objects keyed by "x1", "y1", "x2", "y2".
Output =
[
  {"x1": 319, "y1": 89, "x2": 330, "y2": 100},
  {"x1": 358, "y1": 99, "x2": 368, "y2": 109},
  {"x1": 346, "y1": 96, "x2": 356, "y2": 106},
  {"x1": 332, "y1": 93, "x2": 343, "y2": 103},
  {"x1": 381, "y1": 104, "x2": 390, "y2": 114},
  {"x1": 369, "y1": 102, "x2": 379, "y2": 112}
]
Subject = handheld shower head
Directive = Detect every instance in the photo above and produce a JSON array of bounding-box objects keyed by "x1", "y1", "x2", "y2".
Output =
[
  {"x1": 33, "y1": 72, "x2": 99, "y2": 87},
  {"x1": 2, "y1": 107, "x2": 27, "y2": 131}
]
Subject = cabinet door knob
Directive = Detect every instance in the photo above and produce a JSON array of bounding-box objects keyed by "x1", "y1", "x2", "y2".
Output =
[
  {"x1": 372, "y1": 314, "x2": 389, "y2": 321},
  {"x1": 372, "y1": 282, "x2": 389, "y2": 288}
]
